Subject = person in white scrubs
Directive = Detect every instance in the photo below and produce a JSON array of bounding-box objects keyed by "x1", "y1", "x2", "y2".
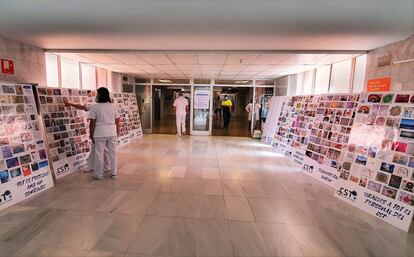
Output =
[
  {"x1": 245, "y1": 100, "x2": 261, "y2": 131},
  {"x1": 173, "y1": 92, "x2": 189, "y2": 136},
  {"x1": 88, "y1": 87, "x2": 120, "y2": 180},
  {"x1": 63, "y1": 98, "x2": 110, "y2": 172}
]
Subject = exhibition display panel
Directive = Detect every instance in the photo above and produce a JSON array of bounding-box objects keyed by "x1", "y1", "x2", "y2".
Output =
[
  {"x1": 37, "y1": 87, "x2": 143, "y2": 179},
  {"x1": 37, "y1": 87, "x2": 95, "y2": 179},
  {"x1": 263, "y1": 91, "x2": 414, "y2": 231},
  {"x1": 0, "y1": 83, "x2": 54, "y2": 211}
]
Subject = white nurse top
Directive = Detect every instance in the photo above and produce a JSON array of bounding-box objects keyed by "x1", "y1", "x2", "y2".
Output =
[
  {"x1": 245, "y1": 103, "x2": 261, "y2": 121},
  {"x1": 88, "y1": 103, "x2": 120, "y2": 138},
  {"x1": 173, "y1": 96, "x2": 189, "y2": 115}
]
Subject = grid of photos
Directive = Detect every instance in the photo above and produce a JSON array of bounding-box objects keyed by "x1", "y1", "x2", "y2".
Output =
[
  {"x1": 37, "y1": 87, "x2": 95, "y2": 178},
  {"x1": 305, "y1": 94, "x2": 359, "y2": 170},
  {"x1": 0, "y1": 83, "x2": 53, "y2": 207},
  {"x1": 111, "y1": 93, "x2": 143, "y2": 145},
  {"x1": 339, "y1": 92, "x2": 414, "y2": 207}
]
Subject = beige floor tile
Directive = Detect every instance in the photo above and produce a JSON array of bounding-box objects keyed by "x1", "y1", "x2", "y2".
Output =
[
  {"x1": 116, "y1": 191, "x2": 156, "y2": 214},
  {"x1": 222, "y1": 180, "x2": 244, "y2": 196},
  {"x1": 270, "y1": 199, "x2": 315, "y2": 225},
  {"x1": 146, "y1": 193, "x2": 181, "y2": 216},
  {"x1": 240, "y1": 181, "x2": 267, "y2": 197},
  {"x1": 167, "y1": 166, "x2": 187, "y2": 178},
  {"x1": 260, "y1": 181, "x2": 290, "y2": 199},
  {"x1": 199, "y1": 195, "x2": 227, "y2": 220},
  {"x1": 196, "y1": 219, "x2": 233, "y2": 257},
  {"x1": 127, "y1": 216, "x2": 172, "y2": 255},
  {"x1": 287, "y1": 224, "x2": 343, "y2": 257},
  {"x1": 248, "y1": 197, "x2": 284, "y2": 223},
  {"x1": 202, "y1": 167, "x2": 220, "y2": 179},
  {"x1": 95, "y1": 190, "x2": 135, "y2": 213},
  {"x1": 203, "y1": 179, "x2": 223, "y2": 195},
  {"x1": 257, "y1": 223, "x2": 304, "y2": 256},
  {"x1": 174, "y1": 194, "x2": 202, "y2": 218},
  {"x1": 228, "y1": 221, "x2": 271, "y2": 257},
  {"x1": 224, "y1": 196, "x2": 254, "y2": 221},
  {"x1": 93, "y1": 214, "x2": 144, "y2": 253},
  {"x1": 165, "y1": 218, "x2": 198, "y2": 257}
]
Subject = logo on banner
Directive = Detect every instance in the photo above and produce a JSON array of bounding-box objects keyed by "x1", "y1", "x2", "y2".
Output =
[
  {"x1": 303, "y1": 164, "x2": 314, "y2": 173},
  {"x1": 56, "y1": 163, "x2": 70, "y2": 175},
  {"x1": 0, "y1": 190, "x2": 12, "y2": 205},
  {"x1": 337, "y1": 187, "x2": 358, "y2": 201}
]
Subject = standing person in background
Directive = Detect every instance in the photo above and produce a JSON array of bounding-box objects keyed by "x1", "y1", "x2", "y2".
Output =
[
  {"x1": 88, "y1": 87, "x2": 120, "y2": 180},
  {"x1": 221, "y1": 95, "x2": 233, "y2": 130},
  {"x1": 173, "y1": 91, "x2": 189, "y2": 136},
  {"x1": 245, "y1": 99, "x2": 262, "y2": 131},
  {"x1": 63, "y1": 98, "x2": 110, "y2": 172},
  {"x1": 213, "y1": 95, "x2": 222, "y2": 123}
]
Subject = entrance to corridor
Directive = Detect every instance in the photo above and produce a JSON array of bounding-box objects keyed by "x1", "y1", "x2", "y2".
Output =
[
  {"x1": 212, "y1": 86, "x2": 253, "y2": 137},
  {"x1": 152, "y1": 85, "x2": 191, "y2": 135}
]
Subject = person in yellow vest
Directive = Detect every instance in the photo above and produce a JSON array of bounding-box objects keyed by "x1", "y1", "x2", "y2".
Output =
[{"x1": 221, "y1": 95, "x2": 232, "y2": 130}]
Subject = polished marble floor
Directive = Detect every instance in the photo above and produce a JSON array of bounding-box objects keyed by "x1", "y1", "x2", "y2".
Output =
[{"x1": 1, "y1": 135, "x2": 413, "y2": 257}]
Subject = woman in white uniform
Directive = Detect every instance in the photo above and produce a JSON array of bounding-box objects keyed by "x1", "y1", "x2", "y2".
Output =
[
  {"x1": 245, "y1": 100, "x2": 261, "y2": 131},
  {"x1": 63, "y1": 98, "x2": 110, "y2": 172},
  {"x1": 88, "y1": 87, "x2": 120, "y2": 180}
]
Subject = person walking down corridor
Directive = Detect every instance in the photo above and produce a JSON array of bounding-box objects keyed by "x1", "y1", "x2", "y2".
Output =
[
  {"x1": 88, "y1": 87, "x2": 120, "y2": 180},
  {"x1": 221, "y1": 95, "x2": 233, "y2": 130},
  {"x1": 173, "y1": 92, "x2": 189, "y2": 136}
]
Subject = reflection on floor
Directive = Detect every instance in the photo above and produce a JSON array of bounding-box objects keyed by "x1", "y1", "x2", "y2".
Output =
[
  {"x1": 212, "y1": 116, "x2": 251, "y2": 137},
  {"x1": 1, "y1": 134, "x2": 413, "y2": 257},
  {"x1": 153, "y1": 114, "x2": 190, "y2": 135}
]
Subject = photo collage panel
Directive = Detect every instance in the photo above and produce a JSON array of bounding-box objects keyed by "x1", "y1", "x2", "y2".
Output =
[
  {"x1": 339, "y1": 92, "x2": 414, "y2": 206},
  {"x1": 37, "y1": 87, "x2": 95, "y2": 176},
  {"x1": 111, "y1": 93, "x2": 143, "y2": 144},
  {"x1": 0, "y1": 84, "x2": 52, "y2": 189},
  {"x1": 306, "y1": 94, "x2": 359, "y2": 169}
]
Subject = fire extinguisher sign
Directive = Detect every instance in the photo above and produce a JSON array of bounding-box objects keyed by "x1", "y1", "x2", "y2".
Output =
[{"x1": 1, "y1": 59, "x2": 14, "y2": 75}]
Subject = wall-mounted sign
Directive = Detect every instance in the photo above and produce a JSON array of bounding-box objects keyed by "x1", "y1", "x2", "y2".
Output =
[
  {"x1": 1, "y1": 59, "x2": 14, "y2": 75},
  {"x1": 367, "y1": 77, "x2": 391, "y2": 92},
  {"x1": 194, "y1": 90, "x2": 210, "y2": 109}
]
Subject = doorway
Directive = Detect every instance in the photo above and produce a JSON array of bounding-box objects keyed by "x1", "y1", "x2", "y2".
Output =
[
  {"x1": 152, "y1": 85, "x2": 191, "y2": 135},
  {"x1": 212, "y1": 86, "x2": 253, "y2": 137}
]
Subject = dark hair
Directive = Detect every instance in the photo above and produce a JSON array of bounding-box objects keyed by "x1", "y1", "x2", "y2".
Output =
[{"x1": 96, "y1": 87, "x2": 111, "y2": 103}]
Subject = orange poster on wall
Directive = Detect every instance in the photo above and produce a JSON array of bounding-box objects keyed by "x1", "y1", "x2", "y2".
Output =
[{"x1": 367, "y1": 77, "x2": 391, "y2": 92}]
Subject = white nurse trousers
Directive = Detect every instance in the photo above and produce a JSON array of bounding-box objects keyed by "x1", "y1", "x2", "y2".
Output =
[
  {"x1": 176, "y1": 113, "x2": 186, "y2": 136},
  {"x1": 93, "y1": 136, "x2": 118, "y2": 178},
  {"x1": 86, "y1": 143, "x2": 110, "y2": 171}
]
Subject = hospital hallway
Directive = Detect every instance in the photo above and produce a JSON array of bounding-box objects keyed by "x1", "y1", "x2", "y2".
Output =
[{"x1": 1, "y1": 134, "x2": 413, "y2": 257}]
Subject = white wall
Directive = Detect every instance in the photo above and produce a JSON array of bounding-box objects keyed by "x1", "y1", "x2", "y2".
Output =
[
  {"x1": 365, "y1": 34, "x2": 414, "y2": 91},
  {"x1": 0, "y1": 35, "x2": 46, "y2": 86}
]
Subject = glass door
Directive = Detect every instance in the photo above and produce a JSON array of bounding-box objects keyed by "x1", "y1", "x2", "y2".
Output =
[{"x1": 190, "y1": 84, "x2": 212, "y2": 135}]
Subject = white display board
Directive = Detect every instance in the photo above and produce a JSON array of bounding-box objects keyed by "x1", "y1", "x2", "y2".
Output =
[
  {"x1": 37, "y1": 87, "x2": 94, "y2": 179},
  {"x1": 0, "y1": 83, "x2": 54, "y2": 211},
  {"x1": 261, "y1": 96, "x2": 286, "y2": 145},
  {"x1": 112, "y1": 93, "x2": 143, "y2": 146},
  {"x1": 268, "y1": 91, "x2": 414, "y2": 231},
  {"x1": 334, "y1": 91, "x2": 414, "y2": 231}
]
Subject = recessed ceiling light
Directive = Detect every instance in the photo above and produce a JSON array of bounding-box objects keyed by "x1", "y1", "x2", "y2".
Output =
[
  {"x1": 158, "y1": 79, "x2": 172, "y2": 83},
  {"x1": 235, "y1": 80, "x2": 249, "y2": 84}
]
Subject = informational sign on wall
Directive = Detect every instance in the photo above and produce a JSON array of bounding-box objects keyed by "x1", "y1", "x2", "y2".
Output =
[
  {"x1": 367, "y1": 77, "x2": 391, "y2": 92},
  {"x1": 194, "y1": 90, "x2": 210, "y2": 109},
  {"x1": 0, "y1": 83, "x2": 54, "y2": 211},
  {"x1": 1, "y1": 59, "x2": 14, "y2": 75}
]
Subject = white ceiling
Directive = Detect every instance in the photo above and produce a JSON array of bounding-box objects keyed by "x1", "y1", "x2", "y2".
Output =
[
  {"x1": 0, "y1": 0, "x2": 413, "y2": 51},
  {"x1": 53, "y1": 52, "x2": 361, "y2": 80}
]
